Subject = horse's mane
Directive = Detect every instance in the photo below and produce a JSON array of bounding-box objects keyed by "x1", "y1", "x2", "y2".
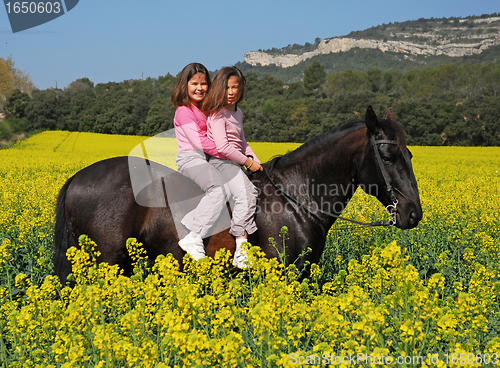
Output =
[
  {"x1": 264, "y1": 119, "x2": 366, "y2": 171},
  {"x1": 264, "y1": 116, "x2": 406, "y2": 172}
]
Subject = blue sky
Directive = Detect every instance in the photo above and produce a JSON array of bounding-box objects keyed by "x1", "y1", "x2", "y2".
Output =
[{"x1": 1, "y1": 0, "x2": 498, "y2": 90}]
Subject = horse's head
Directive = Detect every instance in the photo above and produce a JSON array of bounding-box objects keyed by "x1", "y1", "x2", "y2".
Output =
[{"x1": 357, "y1": 106, "x2": 422, "y2": 229}]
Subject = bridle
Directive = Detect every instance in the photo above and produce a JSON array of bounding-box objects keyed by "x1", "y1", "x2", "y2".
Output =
[
  {"x1": 369, "y1": 135, "x2": 399, "y2": 227},
  {"x1": 261, "y1": 135, "x2": 400, "y2": 234}
]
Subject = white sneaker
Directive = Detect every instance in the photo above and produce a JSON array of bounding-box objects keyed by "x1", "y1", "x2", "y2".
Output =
[
  {"x1": 232, "y1": 245, "x2": 249, "y2": 269},
  {"x1": 178, "y1": 233, "x2": 205, "y2": 261}
]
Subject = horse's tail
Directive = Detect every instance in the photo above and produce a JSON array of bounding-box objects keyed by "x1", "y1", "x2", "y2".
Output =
[{"x1": 53, "y1": 175, "x2": 75, "y2": 285}]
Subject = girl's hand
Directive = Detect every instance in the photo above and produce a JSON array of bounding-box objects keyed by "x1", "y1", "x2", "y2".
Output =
[
  {"x1": 250, "y1": 162, "x2": 263, "y2": 172},
  {"x1": 245, "y1": 157, "x2": 263, "y2": 172}
]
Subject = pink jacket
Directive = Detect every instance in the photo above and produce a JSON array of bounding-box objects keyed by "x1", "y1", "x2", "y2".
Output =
[
  {"x1": 174, "y1": 105, "x2": 226, "y2": 159},
  {"x1": 207, "y1": 107, "x2": 260, "y2": 166}
]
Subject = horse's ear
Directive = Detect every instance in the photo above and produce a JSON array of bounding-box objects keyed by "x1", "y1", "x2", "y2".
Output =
[
  {"x1": 365, "y1": 105, "x2": 381, "y2": 135},
  {"x1": 384, "y1": 107, "x2": 396, "y2": 122}
]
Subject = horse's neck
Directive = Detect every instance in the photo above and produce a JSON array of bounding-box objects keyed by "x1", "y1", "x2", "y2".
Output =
[{"x1": 274, "y1": 130, "x2": 365, "y2": 221}]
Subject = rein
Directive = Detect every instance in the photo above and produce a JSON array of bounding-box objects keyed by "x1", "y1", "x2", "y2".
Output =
[{"x1": 261, "y1": 135, "x2": 399, "y2": 232}]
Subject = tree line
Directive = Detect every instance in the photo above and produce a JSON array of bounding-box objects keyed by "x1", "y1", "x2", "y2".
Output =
[
  {"x1": 0, "y1": 56, "x2": 34, "y2": 106},
  {"x1": 0, "y1": 56, "x2": 36, "y2": 140},
  {"x1": 3, "y1": 61, "x2": 500, "y2": 146}
]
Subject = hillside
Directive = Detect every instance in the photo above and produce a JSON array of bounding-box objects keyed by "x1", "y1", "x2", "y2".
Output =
[
  {"x1": 3, "y1": 14, "x2": 500, "y2": 147},
  {"x1": 237, "y1": 13, "x2": 500, "y2": 82}
]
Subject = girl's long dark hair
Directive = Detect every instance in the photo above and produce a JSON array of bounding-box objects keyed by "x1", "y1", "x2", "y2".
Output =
[
  {"x1": 201, "y1": 66, "x2": 246, "y2": 115},
  {"x1": 171, "y1": 63, "x2": 211, "y2": 108}
]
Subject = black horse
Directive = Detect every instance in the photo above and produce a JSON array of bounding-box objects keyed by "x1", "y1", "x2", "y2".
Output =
[{"x1": 54, "y1": 106, "x2": 422, "y2": 283}]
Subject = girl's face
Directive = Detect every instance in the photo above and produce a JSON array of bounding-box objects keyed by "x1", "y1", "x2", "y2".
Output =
[
  {"x1": 187, "y1": 73, "x2": 208, "y2": 107},
  {"x1": 225, "y1": 75, "x2": 240, "y2": 109}
]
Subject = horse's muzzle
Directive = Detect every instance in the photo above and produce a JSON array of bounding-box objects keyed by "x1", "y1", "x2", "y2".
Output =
[{"x1": 396, "y1": 206, "x2": 422, "y2": 229}]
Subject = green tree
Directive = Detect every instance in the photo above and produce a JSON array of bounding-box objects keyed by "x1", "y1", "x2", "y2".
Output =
[
  {"x1": 323, "y1": 69, "x2": 368, "y2": 97},
  {"x1": 303, "y1": 61, "x2": 326, "y2": 95},
  {"x1": 288, "y1": 104, "x2": 310, "y2": 141},
  {"x1": 366, "y1": 68, "x2": 383, "y2": 92},
  {"x1": 157, "y1": 73, "x2": 177, "y2": 89},
  {"x1": 65, "y1": 77, "x2": 94, "y2": 92},
  {"x1": 0, "y1": 56, "x2": 35, "y2": 113},
  {"x1": 5, "y1": 89, "x2": 31, "y2": 119},
  {"x1": 65, "y1": 87, "x2": 97, "y2": 131},
  {"x1": 24, "y1": 89, "x2": 70, "y2": 131},
  {"x1": 139, "y1": 98, "x2": 175, "y2": 136}
]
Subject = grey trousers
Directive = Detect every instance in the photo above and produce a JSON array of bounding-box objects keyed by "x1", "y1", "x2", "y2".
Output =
[
  {"x1": 209, "y1": 157, "x2": 258, "y2": 237},
  {"x1": 176, "y1": 150, "x2": 229, "y2": 238}
]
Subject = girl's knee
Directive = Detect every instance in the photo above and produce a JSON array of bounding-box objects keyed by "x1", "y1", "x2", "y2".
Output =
[{"x1": 207, "y1": 185, "x2": 230, "y2": 203}]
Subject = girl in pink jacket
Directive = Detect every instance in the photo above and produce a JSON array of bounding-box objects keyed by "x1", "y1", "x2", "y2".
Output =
[
  {"x1": 172, "y1": 63, "x2": 229, "y2": 261},
  {"x1": 202, "y1": 66, "x2": 262, "y2": 268}
]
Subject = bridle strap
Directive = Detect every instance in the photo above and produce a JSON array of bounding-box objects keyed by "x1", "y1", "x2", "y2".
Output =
[
  {"x1": 262, "y1": 167, "x2": 394, "y2": 231},
  {"x1": 370, "y1": 136, "x2": 398, "y2": 203}
]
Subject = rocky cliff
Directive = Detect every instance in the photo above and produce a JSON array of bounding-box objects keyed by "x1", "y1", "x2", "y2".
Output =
[{"x1": 244, "y1": 16, "x2": 500, "y2": 68}]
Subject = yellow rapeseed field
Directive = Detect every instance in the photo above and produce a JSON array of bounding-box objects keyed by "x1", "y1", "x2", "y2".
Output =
[{"x1": 0, "y1": 131, "x2": 499, "y2": 367}]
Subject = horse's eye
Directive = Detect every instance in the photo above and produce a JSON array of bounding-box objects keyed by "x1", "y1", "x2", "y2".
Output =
[
  {"x1": 381, "y1": 155, "x2": 392, "y2": 164},
  {"x1": 407, "y1": 148, "x2": 413, "y2": 159}
]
